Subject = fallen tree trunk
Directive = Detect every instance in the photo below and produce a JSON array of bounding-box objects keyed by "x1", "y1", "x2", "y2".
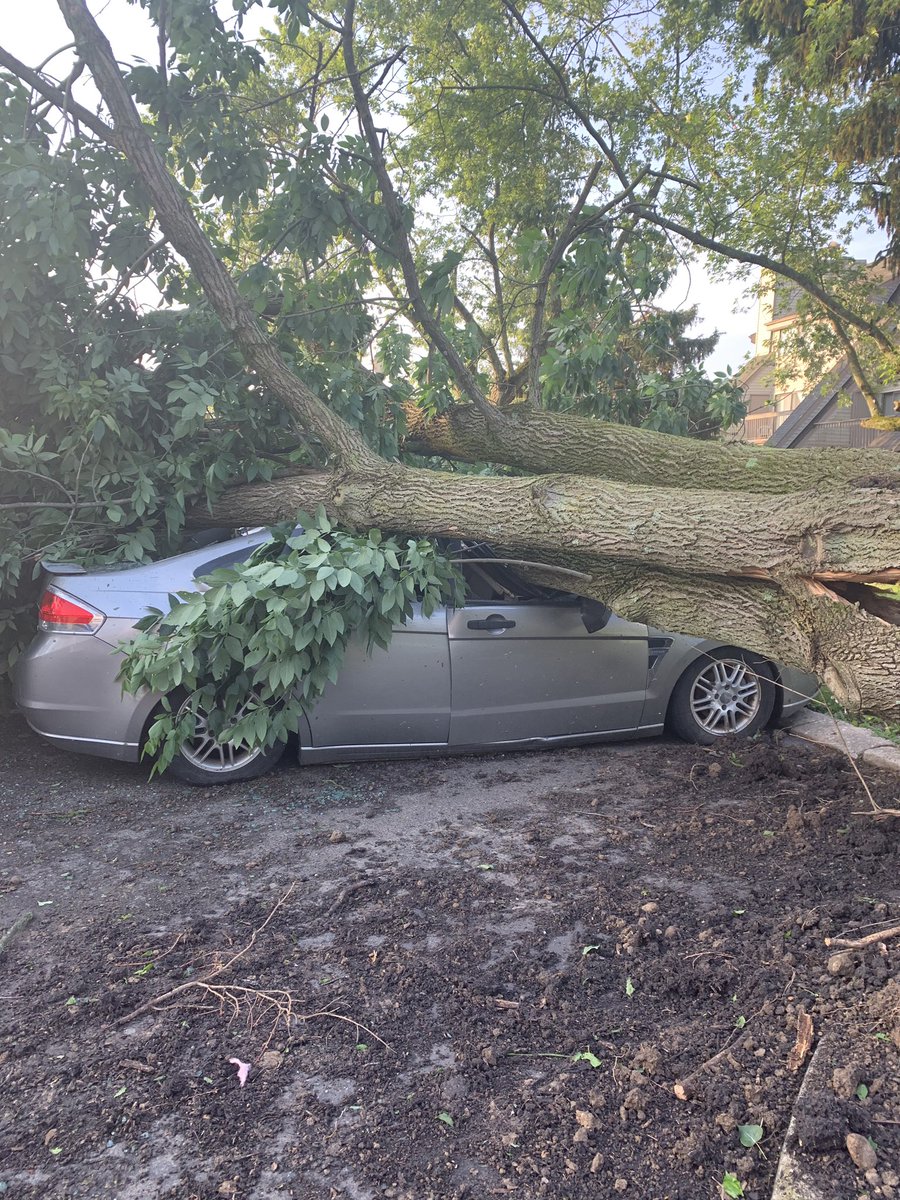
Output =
[
  {"x1": 216, "y1": 464, "x2": 900, "y2": 583},
  {"x1": 206, "y1": 465, "x2": 900, "y2": 721}
]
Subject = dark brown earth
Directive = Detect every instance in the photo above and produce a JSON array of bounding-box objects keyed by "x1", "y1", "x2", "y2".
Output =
[{"x1": 0, "y1": 714, "x2": 897, "y2": 1200}]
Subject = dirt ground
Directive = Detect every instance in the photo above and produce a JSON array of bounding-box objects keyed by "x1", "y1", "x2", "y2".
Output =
[{"x1": 0, "y1": 714, "x2": 897, "y2": 1200}]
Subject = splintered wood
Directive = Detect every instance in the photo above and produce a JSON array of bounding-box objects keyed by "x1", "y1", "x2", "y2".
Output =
[{"x1": 787, "y1": 1010, "x2": 814, "y2": 1072}]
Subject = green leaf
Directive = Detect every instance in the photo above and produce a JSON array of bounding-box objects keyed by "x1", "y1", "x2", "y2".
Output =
[
  {"x1": 721, "y1": 1173, "x2": 744, "y2": 1198},
  {"x1": 738, "y1": 1123, "x2": 763, "y2": 1148},
  {"x1": 437, "y1": 1111, "x2": 454, "y2": 1128},
  {"x1": 117, "y1": 524, "x2": 461, "y2": 775},
  {"x1": 571, "y1": 1049, "x2": 602, "y2": 1068},
  {"x1": 855, "y1": 1083, "x2": 869, "y2": 1100},
  {"x1": 625, "y1": 977, "x2": 635, "y2": 997}
]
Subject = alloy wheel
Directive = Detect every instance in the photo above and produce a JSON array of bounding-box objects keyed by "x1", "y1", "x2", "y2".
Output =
[
  {"x1": 688, "y1": 658, "x2": 761, "y2": 736},
  {"x1": 176, "y1": 696, "x2": 265, "y2": 774}
]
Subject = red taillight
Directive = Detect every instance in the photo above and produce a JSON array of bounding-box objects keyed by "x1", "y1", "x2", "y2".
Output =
[{"x1": 38, "y1": 589, "x2": 104, "y2": 633}]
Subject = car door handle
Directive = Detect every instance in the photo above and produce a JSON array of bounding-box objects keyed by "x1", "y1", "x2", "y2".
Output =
[{"x1": 467, "y1": 614, "x2": 516, "y2": 631}]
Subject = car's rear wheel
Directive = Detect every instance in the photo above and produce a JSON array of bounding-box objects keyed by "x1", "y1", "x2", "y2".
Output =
[
  {"x1": 666, "y1": 650, "x2": 775, "y2": 745},
  {"x1": 163, "y1": 692, "x2": 285, "y2": 785}
]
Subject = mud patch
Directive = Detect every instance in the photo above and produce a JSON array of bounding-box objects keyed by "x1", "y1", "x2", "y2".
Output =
[{"x1": 0, "y1": 717, "x2": 897, "y2": 1199}]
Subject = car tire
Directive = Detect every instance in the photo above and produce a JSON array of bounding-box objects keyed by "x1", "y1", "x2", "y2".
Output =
[
  {"x1": 158, "y1": 691, "x2": 286, "y2": 786},
  {"x1": 666, "y1": 649, "x2": 776, "y2": 745}
]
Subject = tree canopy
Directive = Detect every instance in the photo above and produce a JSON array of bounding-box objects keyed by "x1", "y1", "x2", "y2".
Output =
[
  {"x1": 740, "y1": 0, "x2": 900, "y2": 267},
  {"x1": 1, "y1": 0, "x2": 899, "y2": 723}
]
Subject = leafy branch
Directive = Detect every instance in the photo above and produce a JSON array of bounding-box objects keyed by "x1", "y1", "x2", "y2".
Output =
[{"x1": 118, "y1": 508, "x2": 463, "y2": 773}]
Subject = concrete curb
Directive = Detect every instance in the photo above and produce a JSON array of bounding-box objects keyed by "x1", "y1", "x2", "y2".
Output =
[
  {"x1": 785, "y1": 711, "x2": 900, "y2": 776},
  {"x1": 770, "y1": 1034, "x2": 837, "y2": 1200}
]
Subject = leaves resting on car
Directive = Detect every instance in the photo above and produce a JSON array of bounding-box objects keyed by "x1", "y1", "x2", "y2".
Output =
[{"x1": 118, "y1": 508, "x2": 463, "y2": 775}]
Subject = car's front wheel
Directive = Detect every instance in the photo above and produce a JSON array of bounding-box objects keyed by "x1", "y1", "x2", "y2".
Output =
[
  {"x1": 666, "y1": 650, "x2": 775, "y2": 745},
  {"x1": 162, "y1": 692, "x2": 286, "y2": 785}
]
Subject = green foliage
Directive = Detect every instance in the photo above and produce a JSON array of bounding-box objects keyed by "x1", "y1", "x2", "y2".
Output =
[
  {"x1": 721, "y1": 1173, "x2": 745, "y2": 1198},
  {"x1": 570, "y1": 1049, "x2": 602, "y2": 1068},
  {"x1": 0, "y1": 66, "x2": 405, "y2": 672},
  {"x1": 118, "y1": 509, "x2": 462, "y2": 774},
  {"x1": 812, "y1": 684, "x2": 900, "y2": 743},
  {"x1": 739, "y1": 0, "x2": 900, "y2": 264},
  {"x1": 737, "y1": 1123, "x2": 763, "y2": 1148}
]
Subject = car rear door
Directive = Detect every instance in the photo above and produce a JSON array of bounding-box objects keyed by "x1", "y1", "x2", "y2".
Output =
[
  {"x1": 303, "y1": 604, "x2": 451, "y2": 750},
  {"x1": 447, "y1": 593, "x2": 649, "y2": 747}
]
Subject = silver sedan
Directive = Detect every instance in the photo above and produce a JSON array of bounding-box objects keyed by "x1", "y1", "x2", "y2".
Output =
[{"x1": 14, "y1": 531, "x2": 818, "y2": 785}]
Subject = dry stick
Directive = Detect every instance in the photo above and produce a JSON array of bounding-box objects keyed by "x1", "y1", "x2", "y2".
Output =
[
  {"x1": 327, "y1": 876, "x2": 376, "y2": 916},
  {"x1": 0, "y1": 910, "x2": 34, "y2": 958},
  {"x1": 116, "y1": 886, "x2": 388, "y2": 1047},
  {"x1": 673, "y1": 1027, "x2": 746, "y2": 1101},
  {"x1": 117, "y1": 884, "x2": 296, "y2": 1025},
  {"x1": 118, "y1": 930, "x2": 186, "y2": 971},
  {"x1": 824, "y1": 924, "x2": 900, "y2": 951},
  {"x1": 193, "y1": 980, "x2": 388, "y2": 1049}
]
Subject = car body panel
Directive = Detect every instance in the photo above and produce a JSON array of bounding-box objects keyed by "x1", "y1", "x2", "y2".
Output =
[
  {"x1": 447, "y1": 602, "x2": 649, "y2": 743},
  {"x1": 15, "y1": 624, "x2": 155, "y2": 760},
  {"x1": 13, "y1": 531, "x2": 820, "y2": 769},
  {"x1": 304, "y1": 606, "x2": 451, "y2": 749}
]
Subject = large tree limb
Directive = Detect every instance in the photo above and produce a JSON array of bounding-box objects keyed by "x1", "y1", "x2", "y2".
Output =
[
  {"x1": 55, "y1": 0, "x2": 379, "y2": 473},
  {"x1": 205, "y1": 466, "x2": 900, "y2": 590},
  {"x1": 403, "y1": 403, "x2": 900, "y2": 493},
  {"x1": 205, "y1": 467, "x2": 900, "y2": 720}
]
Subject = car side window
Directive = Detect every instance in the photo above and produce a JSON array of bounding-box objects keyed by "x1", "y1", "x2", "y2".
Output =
[{"x1": 458, "y1": 559, "x2": 576, "y2": 606}]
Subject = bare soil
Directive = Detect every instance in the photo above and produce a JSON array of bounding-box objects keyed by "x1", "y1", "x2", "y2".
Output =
[{"x1": 0, "y1": 714, "x2": 897, "y2": 1200}]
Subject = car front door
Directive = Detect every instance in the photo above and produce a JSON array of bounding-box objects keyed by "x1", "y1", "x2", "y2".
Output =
[
  {"x1": 447, "y1": 567, "x2": 649, "y2": 747},
  {"x1": 303, "y1": 604, "x2": 451, "y2": 751}
]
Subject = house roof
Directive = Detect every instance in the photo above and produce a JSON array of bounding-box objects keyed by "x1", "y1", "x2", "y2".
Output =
[
  {"x1": 766, "y1": 274, "x2": 900, "y2": 448},
  {"x1": 736, "y1": 354, "x2": 772, "y2": 386},
  {"x1": 766, "y1": 365, "x2": 852, "y2": 447}
]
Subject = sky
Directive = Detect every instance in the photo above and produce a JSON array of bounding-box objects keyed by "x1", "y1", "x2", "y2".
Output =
[{"x1": 3, "y1": 0, "x2": 890, "y2": 377}]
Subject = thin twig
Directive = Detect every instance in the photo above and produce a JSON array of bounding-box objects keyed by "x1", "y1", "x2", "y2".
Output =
[
  {"x1": 673, "y1": 1026, "x2": 746, "y2": 1101},
  {"x1": 793, "y1": 709, "x2": 900, "y2": 820},
  {"x1": 327, "y1": 876, "x2": 376, "y2": 916},
  {"x1": 117, "y1": 884, "x2": 296, "y2": 1025}
]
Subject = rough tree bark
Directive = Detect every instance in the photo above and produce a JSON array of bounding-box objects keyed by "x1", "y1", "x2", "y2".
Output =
[
  {"x1": 403, "y1": 404, "x2": 900, "y2": 494},
  {"x1": 38, "y1": 0, "x2": 900, "y2": 721}
]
